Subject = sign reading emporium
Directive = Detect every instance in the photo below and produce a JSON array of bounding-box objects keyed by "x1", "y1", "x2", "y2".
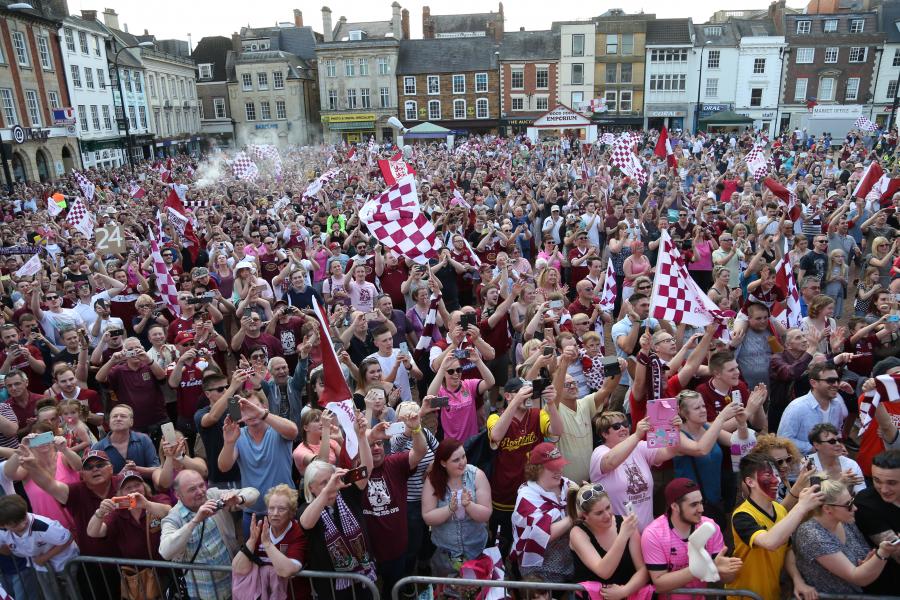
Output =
[{"x1": 533, "y1": 105, "x2": 591, "y2": 128}]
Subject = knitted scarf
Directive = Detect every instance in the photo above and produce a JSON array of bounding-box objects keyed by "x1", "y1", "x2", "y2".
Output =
[
  {"x1": 649, "y1": 352, "x2": 667, "y2": 400},
  {"x1": 319, "y1": 494, "x2": 376, "y2": 590}
]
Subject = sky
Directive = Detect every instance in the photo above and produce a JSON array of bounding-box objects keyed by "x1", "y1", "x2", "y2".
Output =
[{"x1": 66, "y1": 0, "x2": 799, "y2": 48}]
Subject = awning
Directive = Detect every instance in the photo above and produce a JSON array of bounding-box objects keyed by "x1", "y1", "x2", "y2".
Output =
[
  {"x1": 327, "y1": 121, "x2": 375, "y2": 131},
  {"x1": 699, "y1": 110, "x2": 754, "y2": 126},
  {"x1": 404, "y1": 121, "x2": 452, "y2": 138}
]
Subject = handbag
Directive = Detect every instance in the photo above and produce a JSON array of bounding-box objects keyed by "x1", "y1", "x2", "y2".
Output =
[{"x1": 121, "y1": 517, "x2": 162, "y2": 600}]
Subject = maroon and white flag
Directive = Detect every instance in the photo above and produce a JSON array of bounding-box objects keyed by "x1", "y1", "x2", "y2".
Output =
[
  {"x1": 772, "y1": 254, "x2": 802, "y2": 329},
  {"x1": 597, "y1": 255, "x2": 617, "y2": 314},
  {"x1": 73, "y1": 171, "x2": 95, "y2": 203},
  {"x1": 360, "y1": 175, "x2": 438, "y2": 264},
  {"x1": 859, "y1": 373, "x2": 900, "y2": 435},
  {"x1": 130, "y1": 183, "x2": 146, "y2": 200},
  {"x1": 66, "y1": 198, "x2": 95, "y2": 238},
  {"x1": 649, "y1": 230, "x2": 724, "y2": 327},
  {"x1": 854, "y1": 161, "x2": 885, "y2": 199},
  {"x1": 150, "y1": 231, "x2": 180, "y2": 318},
  {"x1": 378, "y1": 152, "x2": 416, "y2": 185}
]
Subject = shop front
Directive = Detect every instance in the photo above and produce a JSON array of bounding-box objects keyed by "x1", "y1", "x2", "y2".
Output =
[
  {"x1": 80, "y1": 138, "x2": 126, "y2": 170},
  {"x1": 1, "y1": 125, "x2": 80, "y2": 185},
  {"x1": 645, "y1": 105, "x2": 689, "y2": 132},
  {"x1": 591, "y1": 115, "x2": 644, "y2": 132},
  {"x1": 322, "y1": 113, "x2": 377, "y2": 144},
  {"x1": 526, "y1": 105, "x2": 597, "y2": 143},
  {"x1": 154, "y1": 136, "x2": 202, "y2": 158},
  {"x1": 502, "y1": 117, "x2": 537, "y2": 135},
  {"x1": 735, "y1": 108, "x2": 777, "y2": 137}
]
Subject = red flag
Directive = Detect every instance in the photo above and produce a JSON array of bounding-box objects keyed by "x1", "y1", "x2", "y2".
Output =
[
  {"x1": 654, "y1": 126, "x2": 677, "y2": 169},
  {"x1": 880, "y1": 177, "x2": 900, "y2": 205},
  {"x1": 164, "y1": 185, "x2": 199, "y2": 261},
  {"x1": 378, "y1": 154, "x2": 416, "y2": 185},
  {"x1": 764, "y1": 177, "x2": 801, "y2": 221},
  {"x1": 347, "y1": 147, "x2": 357, "y2": 161},
  {"x1": 853, "y1": 162, "x2": 884, "y2": 199},
  {"x1": 311, "y1": 298, "x2": 353, "y2": 406}
]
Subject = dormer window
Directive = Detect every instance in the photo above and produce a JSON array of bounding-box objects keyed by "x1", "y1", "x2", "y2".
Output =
[
  {"x1": 349, "y1": 30, "x2": 364, "y2": 40},
  {"x1": 704, "y1": 26, "x2": 722, "y2": 37}
]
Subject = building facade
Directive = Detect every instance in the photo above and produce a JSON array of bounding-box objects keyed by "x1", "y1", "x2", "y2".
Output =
[
  {"x1": 733, "y1": 19, "x2": 785, "y2": 137},
  {"x1": 499, "y1": 30, "x2": 559, "y2": 133},
  {"x1": 422, "y1": 3, "x2": 503, "y2": 39},
  {"x1": 874, "y1": 1, "x2": 900, "y2": 127},
  {"x1": 643, "y1": 18, "x2": 698, "y2": 131},
  {"x1": 396, "y1": 37, "x2": 500, "y2": 134},
  {"x1": 0, "y1": 1, "x2": 79, "y2": 185},
  {"x1": 693, "y1": 22, "x2": 741, "y2": 130},
  {"x1": 193, "y1": 36, "x2": 234, "y2": 149},
  {"x1": 556, "y1": 21, "x2": 596, "y2": 112},
  {"x1": 140, "y1": 45, "x2": 201, "y2": 157},
  {"x1": 593, "y1": 10, "x2": 651, "y2": 130}
]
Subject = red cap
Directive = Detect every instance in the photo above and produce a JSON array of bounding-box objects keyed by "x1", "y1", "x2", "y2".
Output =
[
  {"x1": 174, "y1": 332, "x2": 195, "y2": 346},
  {"x1": 82, "y1": 449, "x2": 110, "y2": 465},
  {"x1": 527, "y1": 442, "x2": 568, "y2": 470},
  {"x1": 665, "y1": 478, "x2": 700, "y2": 510},
  {"x1": 328, "y1": 242, "x2": 340, "y2": 250}
]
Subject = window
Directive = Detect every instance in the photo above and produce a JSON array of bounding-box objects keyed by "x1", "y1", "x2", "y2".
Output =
[
  {"x1": 846, "y1": 77, "x2": 860, "y2": 101},
  {"x1": 149, "y1": 75, "x2": 155, "y2": 97},
  {"x1": 536, "y1": 96, "x2": 549, "y2": 111},
  {"x1": 358, "y1": 58, "x2": 368, "y2": 76},
  {"x1": 536, "y1": 68, "x2": 548, "y2": 89},
  {"x1": 475, "y1": 72, "x2": 488, "y2": 92},
  {"x1": 571, "y1": 91, "x2": 584, "y2": 106},
  {"x1": 704, "y1": 26, "x2": 723, "y2": 37},
  {"x1": 344, "y1": 59, "x2": 354, "y2": 77},
  {"x1": 621, "y1": 34, "x2": 633, "y2": 55},
  {"x1": 123, "y1": 70, "x2": 132, "y2": 93},
  {"x1": 649, "y1": 49, "x2": 688, "y2": 62},
  {"x1": 260, "y1": 101, "x2": 271, "y2": 120},
  {"x1": 78, "y1": 31, "x2": 89, "y2": 54},
  {"x1": 572, "y1": 34, "x2": 584, "y2": 57},
  {"x1": 273, "y1": 71, "x2": 284, "y2": 89},
  {"x1": 78, "y1": 105, "x2": 88, "y2": 132},
  {"x1": 328, "y1": 90, "x2": 338, "y2": 110},
  {"x1": 360, "y1": 88, "x2": 370, "y2": 109},
  {"x1": 404, "y1": 76, "x2": 416, "y2": 95},
  {"x1": 620, "y1": 63, "x2": 632, "y2": 83},
  {"x1": 427, "y1": 75, "x2": 440, "y2": 95},
  {"x1": 378, "y1": 57, "x2": 390, "y2": 75},
  {"x1": 37, "y1": 36, "x2": 52, "y2": 70},
  {"x1": 824, "y1": 47, "x2": 838, "y2": 63},
  {"x1": 64, "y1": 28, "x2": 75, "y2": 52},
  {"x1": 750, "y1": 88, "x2": 763, "y2": 107},
  {"x1": 606, "y1": 64, "x2": 617, "y2": 84},
  {"x1": 325, "y1": 60, "x2": 336, "y2": 77},
  {"x1": 93, "y1": 35, "x2": 101, "y2": 57},
  {"x1": 894, "y1": 49, "x2": 900, "y2": 67},
  {"x1": 889, "y1": 81, "x2": 899, "y2": 100},
  {"x1": 380, "y1": 87, "x2": 390, "y2": 108},
  {"x1": 47, "y1": 91, "x2": 60, "y2": 109},
  {"x1": 604, "y1": 90, "x2": 617, "y2": 112},
  {"x1": 245, "y1": 102, "x2": 256, "y2": 121},
  {"x1": 214, "y1": 97, "x2": 226, "y2": 119},
  {"x1": 794, "y1": 78, "x2": 808, "y2": 102},
  {"x1": 511, "y1": 69, "x2": 524, "y2": 89},
  {"x1": 24, "y1": 90, "x2": 40, "y2": 126},
  {"x1": 428, "y1": 100, "x2": 441, "y2": 120},
  {"x1": 170, "y1": 79, "x2": 176, "y2": 98},
  {"x1": 199, "y1": 63, "x2": 212, "y2": 79},
  {"x1": 84, "y1": 68, "x2": 94, "y2": 89},
  {"x1": 89, "y1": 105, "x2": 100, "y2": 130},
  {"x1": 648, "y1": 74, "x2": 687, "y2": 91},
  {"x1": 606, "y1": 34, "x2": 618, "y2": 55},
  {"x1": 475, "y1": 98, "x2": 488, "y2": 119},
  {"x1": 70, "y1": 65, "x2": 82, "y2": 88},
  {"x1": 796, "y1": 20, "x2": 811, "y2": 34},
  {"x1": 134, "y1": 73, "x2": 142, "y2": 93},
  {"x1": 258, "y1": 72, "x2": 268, "y2": 90},
  {"x1": 348, "y1": 30, "x2": 363, "y2": 41},
  {"x1": 454, "y1": 99, "x2": 466, "y2": 119},
  {"x1": 511, "y1": 97, "x2": 524, "y2": 110},
  {"x1": 571, "y1": 63, "x2": 584, "y2": 85},
  {"x1": 705, "y1": 78, "x2": 718, "y2": 98},
  {"x1": 795, "y1": 48, "x2": 814, "y2": 64},
  {"x1": 346, "y1": 89, "x2": 357, "y2": 109},
  {"x1": 128, "y1": 106, "x2": 137, "y2": 129},
  {"x1": 707, "y1": 50, "x2": 720, "y2": 69},
  {"x1": 849, "y1": 47, "x2": 867, "y2": 63},
  {"x1": 12, "y1": 32, "x2": 28, "y2": 66},
  {"x1": 97, "y1": 68, "x2": 105, "y2": 89},
  {"x1": 819, "y1": 77, "x2": 835, "y2": 101},
  {"x1": 0, "y1": 89, "x2": 15, "y2": 126},
  {"x1": 850, "y1": 19, "x2": 864, "y2": 33},
  {"x1": 753, "y1": 58, "x2": 765, "y2": 74},
  {"x1": 824, "y1": 19, "x2": 838, "y2": 32},
  {"x1": 404, "y1": 100, "x2": 417, "y2": 120},
  {"x1": 242, "y1": 73, "x2": 252, "y2": 91},
  {"x1": 276, "y1": 100, "x2": 286, "y2": 119},
  {"x1": 619, "y1": 90, "x2": 632, "y2": 112},
  {"x1": 452, "y1": 75, "x2": 465, "y2": 94},
  {"x1": 102, "y1": 105, "x2": 112, "y2": 129}
]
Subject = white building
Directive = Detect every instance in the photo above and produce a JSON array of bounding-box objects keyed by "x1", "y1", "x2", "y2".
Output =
[
  {"x1": 555, "y1": 21, "x2": 595, "y2": 111},
  {"x1": 733, "y1": 20, "x2": 785, "y2": 137},
  {"x1": 874, "y1": 3, "x2": 900, "y2": 127},
  {"x1": 141, "y1": 47, "x2": 201, "y2": 157},
  {"x1": 60, "y1": 11, "x2": 124, "y2": 169},
  {"x1": 643, "y1": 18, "x2": 698, "y2": 131},
  {"x1": 693, "y1": 23, "x2": 740, "y2": 130}
]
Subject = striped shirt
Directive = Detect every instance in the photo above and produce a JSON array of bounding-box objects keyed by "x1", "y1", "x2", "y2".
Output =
[
  {"x1": 0, "y1": 403, "x2": 18, "y2": 449},
  {"x1": 391, "y1": 428, "x2": 437, "y2": 503}
]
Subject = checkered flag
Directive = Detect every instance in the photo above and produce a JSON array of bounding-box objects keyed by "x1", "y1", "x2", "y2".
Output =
[
  {"x1": 360, "y1": 175, "x2": 438, "y2": 265},
  {"x1": 597, "y1": 255, "x2": 617, "y2": 314},
  {"x1": 304, "y1": 168, "x2": 340, "y2": 198},
  {"x1": 249, "y1": 144, "x2": 283, "y2": 177},
  {"x1": 859, "y1": 374, "x2": 900, "y2": 435},
  {"x1": 65, "y1": 198, "x2": 95, "y2": 238},
  {"x1": 600, "y1": 132, "x2": 616, "y2": 145},
  {"x1": 73, "y1": 171, "x2": 95, "y2": 203},
  {"x1": 854, "y1": 116, "x2": 877, "y2": 132},
  {"x1": 649, "y1": 230, "x2": 725, "y2": 327},
  {"x1": 610, "y1": 133, "x2": 647, "y2": 186},
  {"x1": 231, "y1": 152, "x2": 259, "y2": 181},
  {"x1": 149, "y1": 230, "x2": 181, "y2": 318},
  {"x1": 745, "y1": 144, "x2": 769, "y2": 181}
]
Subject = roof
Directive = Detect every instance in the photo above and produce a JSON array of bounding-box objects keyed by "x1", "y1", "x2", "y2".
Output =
[
  {"x1": 693, "y1": 21, "x2": 739, "y2": 46},
  {"x1": 882, "y1": 0, "x2": 900, "y2": 44},
  {"x1": 63, "y1": 15, "x2": 109, "y2": 36},
  {"x1": 500, "y1": 30, "x2": 559, "y2": 61},
  {"x1": 405, "y1": 121, "x2": 452, "y2": 136},
  {"x1": 0, "y1": 0, "x2": 62, "y2": 25},
  {"x1": 646, "y1": 18, "x2": 693, "y2": 45},
  {"x1": 192, "y1": 36, "x2": 233, "y2": 81},
  {"x1": 332, "y1": 19, "x2": 394, "y2": 41},
  {"x1": 431, "y1": 12, "x2": 495, "y2": 35},
  {"x1": 699, "y1": 110, "x2": 754, "y2": 124},
  {"x1": 239, "y1": 25, "x2": 319, "y2": 61},
  {"x1": 397, "y1": 37, "x2": 499, "y2": 73},
  {"x1": 732, "y1": 17, "x2": 778, "y2": 37},
  {"x1": 229, "y1": 50, "x2": 314, "y2": 81}
]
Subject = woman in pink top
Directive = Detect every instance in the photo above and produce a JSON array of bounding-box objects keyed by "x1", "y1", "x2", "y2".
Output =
[
  {"x1": 343, "y1": 263, "x2": 378, "y2": 313},
  {"x1": 292, "y1": 409, "x2": 343, "y2": 475},
  {"x1": 536, "y1": 237, "x2": 564, "y2": 272},
  {"x1": 622, "y1": 241, "x2": 651, "y2": 299},
  {"x1": 687, "y1": 225, "x2": 719, "y2": 292},
  {"x1": 427, "y1": 349, "x2": 495, "y2": 442}
]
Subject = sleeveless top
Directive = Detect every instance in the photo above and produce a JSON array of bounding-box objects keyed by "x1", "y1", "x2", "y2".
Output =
[
  {"x1": 431, "y1": 464, "x2": 489, "y2": 561},
  {"x1": 571, "y1": 517, "x2": 638, "y2": 585}
]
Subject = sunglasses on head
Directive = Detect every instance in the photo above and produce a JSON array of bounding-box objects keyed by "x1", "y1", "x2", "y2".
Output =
[{"x1": 578, "y1": 483, "x2": 606, "y2": 507}]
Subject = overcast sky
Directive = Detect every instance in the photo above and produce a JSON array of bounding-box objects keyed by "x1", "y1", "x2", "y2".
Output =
[{"x1": 67, "y1": 0, "x2": 798, "y2": 48}]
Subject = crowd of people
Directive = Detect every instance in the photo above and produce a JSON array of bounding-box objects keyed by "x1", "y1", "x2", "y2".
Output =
[{"x1": 0, "y1": 125, "x2": 896, "y2": 600}]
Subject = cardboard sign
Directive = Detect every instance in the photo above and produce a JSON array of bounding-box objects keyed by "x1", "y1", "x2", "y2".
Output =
[{"x1": 95, "y1": 224, "x2": 126, "y2": 254}]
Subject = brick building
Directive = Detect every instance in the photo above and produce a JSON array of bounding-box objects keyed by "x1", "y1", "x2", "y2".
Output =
[
  {"x1": 192, "y1": 35, "x2": 233, "y2": 149},
  {"x1": 499, "y1": 29, "x2": 558, "y2": 133},
  {"x1": 593, "y1": 9, "x2": 652, "y2": 129}
]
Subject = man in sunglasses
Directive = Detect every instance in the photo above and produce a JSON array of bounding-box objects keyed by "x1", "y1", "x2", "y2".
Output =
[
  {"x1": 29, "y1": 286, "x2": 84, "y2": 346},
  {"x1": 777, "y1": 362, "x2": 848, "y2": 454},
  {"x1": 196, "y1": 371, "x2": 249, "y2": 490}
]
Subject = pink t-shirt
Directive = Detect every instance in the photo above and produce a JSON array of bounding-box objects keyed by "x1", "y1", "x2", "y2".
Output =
[
  {"x1": 688, "y1": 240, "x2": 714, "y2": 272},
  {"x1": 641, "y1": 514, "x2": 725, "y2": 600},
  {"x1": 292, "y1": 439, "x2": 341, "y2": 475},
  {"x1": 590, "y1": 441, "x2": 659, "y2": 530},
  {"x1": 347, "y1": 280, "x2": 378, "y2": 312},
  {"x1": 24, "y1": 453, "x2": 79, "y2": 531},
  {"x1": 439, "y1": 378, "x2": 481, "y2": 442}
]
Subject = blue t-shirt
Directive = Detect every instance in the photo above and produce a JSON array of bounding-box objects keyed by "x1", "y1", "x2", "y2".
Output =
[
  {"x1": 235, "y1": 426, "x2": 294, "y2": 513},
  {"x1": 674, "y1": 425, "x2": 723, "y2": 503}
]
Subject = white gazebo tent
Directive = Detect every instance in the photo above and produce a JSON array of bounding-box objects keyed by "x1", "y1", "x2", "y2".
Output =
[{"x1": 527, "y1": 105, "x2": 597, "y2": 143}]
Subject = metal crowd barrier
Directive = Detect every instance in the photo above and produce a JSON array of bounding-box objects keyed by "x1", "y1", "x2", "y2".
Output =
[
  {"x1": 818, "y1": 595, "x2": 900, "y2": 600},
  {"x1": 669, "y1": 589, "x2": 763, "y2": 600}
]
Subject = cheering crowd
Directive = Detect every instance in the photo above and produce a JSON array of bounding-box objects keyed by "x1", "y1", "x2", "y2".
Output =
[{"x1": 0, "y1": 126, "x2": 897, "y2": 600}]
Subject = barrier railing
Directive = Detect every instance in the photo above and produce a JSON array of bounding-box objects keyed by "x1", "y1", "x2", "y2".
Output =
[
  {"x1": 818, "y1": 595, "x2": 900, "y2": 600},
  {"x1": 669, "y1": 589, "x2": 763, "y2": 600}
]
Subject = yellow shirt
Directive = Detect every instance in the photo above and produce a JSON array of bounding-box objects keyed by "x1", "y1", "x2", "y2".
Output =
[{"x1": 727, "y1": 498, "x2": 789, "y2": 600}]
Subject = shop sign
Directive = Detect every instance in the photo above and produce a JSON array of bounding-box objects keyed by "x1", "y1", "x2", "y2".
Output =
[
  {"x1": 648, "y1": 110, "x2": 686, "y2": 118},
  {"x1": 533, "y1": 105, "x2": 591, "y2": 127},
  {"x1": 811, "y1": 105, "x2": 862, "y2": 117},
  {"x1": 323, "y1": 113, "x2": 376, "y2": 123},
  {"x1": 10, "y1": 125, "x2": 50, "y2": 144},
  {"x1": 255, "y1": 123, "x2": 278, "y2": 130},
  {"x1": 52, "y1": 108, "x2": 76, "y2": 126}
]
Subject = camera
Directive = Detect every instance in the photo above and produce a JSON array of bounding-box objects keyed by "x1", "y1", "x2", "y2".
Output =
[
  {"x1": 602, "y1": 357, "x2": 621, "y2": 377},
  {"x1": 453, "y1": 348, "x2": 469, "y2": 360},
  {"x1": 213, "y1": 499, "x2": 226, "y2": 512},
  {"x1": 531, "y1": 377, "x2": 550, "y2": 400}
]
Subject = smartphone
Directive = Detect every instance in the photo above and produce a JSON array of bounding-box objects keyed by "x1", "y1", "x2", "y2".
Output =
[
  {"x1": 342, "y1": 465, "x2": 368, "y2": 484},
  {"x1": 333, "y1": 340, "x2": 344, "y2": 353},
  {"x1": 161, "y1": 422, "x2": 177, "y2": 446},
  {"x1": 108, "y1": 328, "x2": 124, "y2": 337},
  {"x1": 453, "y1": 348, "x2": 469, "y2": 360},
  {"x1": 399, "y1": 341, "x2": 409, "y2": 353},
  {"x1": 543, "y1": 327, "x2": 553, "y2": 340},
  {"x1": 460, "y1": 313, "x2": 476, "y2": 330},
  {"x1": 112, "y1": 495, "x2": 136, "y2": 509},
  {"x1": 888, "y1": 315, "x2": 900, "y2": 323},
  {"x1": 227, "y1": 397, "x2": 242, "y2": 422},
  {"x1": 365, "y1": 311, "x2": 380, "y2": 322},
  {"x1": 624, "y1": 501, "x2": 635, "y2": 516},
  {"x1": 431, "y1": 396, "x2": 450, "y2": 409},
  {"x1": 542, "y1": 346, "x2": 554, "y2": 357},
  {"x1": 890, "y1": 538, "x2": 900, "y2": 546},
  {"x1": 385, "y1": 422, "x2": 406, "y2": 436},
  {"x1": 602, "y1": 356, "x2": 621, "y2": 377},
  {"x1": 29, "y1": 431, "x2": 54, "y2": 447},
  {"x1": 810, "y1": 475, "x2": 823, "y2": 487}
]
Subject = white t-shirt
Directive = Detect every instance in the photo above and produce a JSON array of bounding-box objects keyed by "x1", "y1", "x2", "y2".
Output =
[
  {"x1": 39, "y1": 308, "x2": 85, "y2": 344},
  {"x1": 809, "y1": 453, "x2": 866, "y2": 495},
  {"x1": 0, "y1": 514, "x2": 79, "y2": 571},
  {"x1": 366, "y1": 349, "x2": 412, "y2": 404}
]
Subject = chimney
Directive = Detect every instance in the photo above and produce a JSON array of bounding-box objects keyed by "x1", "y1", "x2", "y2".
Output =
[
  {"x1": 423, "y1": 6, "x2": 433, "y2": 39},
  {"x1": 520, "y1": 26, "x2": 524, "y2": 31},
  {"x1": 322, "y1": 6, "x2": 333, "y2": 42},
  {"x1": 401, "y1": 8, "x2": 410, "y2": 40},
  {"x1": 294, "y1": 9, "x2": 303, "y2": 27},
  {"x1": 768, "y1": 0, "x2": 785, "y2": 35},
  {"x1": 81, "y1": 9, "x2": 97, "y2": 21},
  {"x1": 102, "y1": 8, "x2": 120, "y2": 30},
  {"x1": 391, "y1": 2, "x2": 402, "y2": 40},
  {"x1": 493, "y1": 5, "x2": 504, "y2": 42},
  {"x1": 47, "y1": 0, "x2": 69, "y2": 18},
  {"x1": 143, "y1": 29, "x2": 149, "y2": 36},
  {"x1": 231, "y1": 32, "x2": 242, "y2": 53}
]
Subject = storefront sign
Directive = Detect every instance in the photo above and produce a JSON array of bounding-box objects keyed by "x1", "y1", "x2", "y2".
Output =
[
  {"x1": 811, "y1": 105, "x2": 862, "y2": 117},
  {"x1": 10, "y1": 125, "x2": 50, "y2": 144},
  {"x1": 533, "y1": 105, "x2": 591, "y2": 128},
  {"x1": 701, "y1": 104, "x2": 731, "y2": 113},
  {"x1": 255, "y1": 123, "x2": 278, "y2": 130},
  {"x1": 52, "y1": 108, "x2": 76, "y2": 126},
  {"x1": 323, "y1": 113, "x2": 376, "y2": 124},
  {"x1": 648, "y1": 110, "x2": 686, "y2": 118}
]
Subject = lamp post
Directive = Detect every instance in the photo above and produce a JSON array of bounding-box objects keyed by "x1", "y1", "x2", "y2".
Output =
[
  {"x1": 111, "y1": 41, "x2": 154, "y2": 174},
  {"x1": 773, "y1": 46, "x2": 790, "y2": 138},
  {"x1": 694, "y1": 40, "x2": 712, "y2": 134},
  {"x1": 0, "y1": 2, "x2": 34, "y2": 193}
]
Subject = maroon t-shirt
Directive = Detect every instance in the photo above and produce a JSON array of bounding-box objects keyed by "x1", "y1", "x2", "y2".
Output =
[
  {"x1": 65, "y1": 476, "x2": 123, "y2": 556},
  {"x1": 568, "y1": 247, "x2": 591, "y2": 285},
  {"x1": 271, "y1": 318, "x2": 305, "y2": 358},
  {"x1": 258, "y1": 252, "x2": 281, "y2": 284},
  {"x1": 6, "y1": 392, "x2": 43, "y2": 427},
  {"x1": 105, "y1": 363, "x2": 167, "y2": 430},
  {"x1": 478, "y1": 310, "x2": 511, "y2": 356},
  {"x1": 695, "y1": 380, "x2": 751, "y2": 419},
  {"x1": 0, "y1": 344, "x2": 46, "y2": 394},
  {"x1": 379, "y1": 263, "x2": 409, "y2": 309},
  {"x1": 102, "y1": 493, "x2": 170, "y2": 559},
  {"x1": 166, "y1": 317, "x2": 195, "y2": 343},
  {"x1": 238, "y1": 332, "x2": 283, "y2": 361},
  {"x1": 360, "y1": 452, "x2": 412, "y2": 562},
  {"x1": 166, "y1": 361, "x2": 205, "y2": 419}
]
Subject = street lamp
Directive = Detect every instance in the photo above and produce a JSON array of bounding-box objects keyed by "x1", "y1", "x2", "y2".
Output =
[
  {"x1": 111, "y1": 41, "x2": 154, "y2": 174},
  {"x1": 694, "y1": 40, "x2": 712, "y2": 134},
  {"x1": 0, "y1": 2, "x2": 35, "y2": 192}
]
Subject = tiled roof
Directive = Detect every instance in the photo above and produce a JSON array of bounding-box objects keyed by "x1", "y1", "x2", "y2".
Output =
[
  {"x1": 431, "y1": 13, "x2": 495, "y2": 34},
  {"x1": 396, "y1": 37, "x2": 499, "y2": 74},
  {"x1": 332, "y1": 19, "x2": 394, "y2": 41},
  {"x1": 500, "y1": 30, "x2": 559, "y2": 60},
  {"x1": 192, "y1": 36, "x2": 231, "y2": 81},
  {"x1": 646, "y1": 18, "x2": 693, "y2": 45}
]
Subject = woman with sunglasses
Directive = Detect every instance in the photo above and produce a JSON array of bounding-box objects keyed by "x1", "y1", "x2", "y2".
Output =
[
  {"x1": 806, "y1": 423, "x2": 866, "y2": 495},
  {"x1": 752, "y1": 434, "x2": 811, "y2": 510},
  {"x1": 567, "y1": 483, "x2": 650, "y2": 599},
  {"x1": 428, "y1": 349, "x2": 494, "y2": 443},
  {"x1": 792, "y1": 477, "x2": 900, "y2": 596}
]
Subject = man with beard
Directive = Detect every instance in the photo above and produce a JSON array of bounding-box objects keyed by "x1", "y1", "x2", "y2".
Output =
[{"x1": 727, "y1": 453, "x2": 823, "y2": 600}]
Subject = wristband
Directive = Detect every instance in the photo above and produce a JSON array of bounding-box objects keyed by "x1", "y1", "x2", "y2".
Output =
[
  {"x1": 261, "y1": 410, "x2": 270, "y2": 421},
  {"x1": 876, "y1": 550, "x2": 888, "y2": 561},
  {"x1": 889, "y1": 429, "x2": 900, "y2": 446},
  {"x1": 411, "y1": 426, "x2": 423, "y2": 435}
]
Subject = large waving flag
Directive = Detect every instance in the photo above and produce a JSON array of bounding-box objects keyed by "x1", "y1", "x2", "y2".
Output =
[
  {"x1": 859, "y1": 373, "x2": 900, "y2": 435},
  {"x1": 610, "y1": 132, "x2": 647, "y2": 186},
  {"x1": 149, "y1": 230, "x2": 181, "y2": 318},
  {"x1": 360, "y1": 175, "x2": 438, "y2": 264},
  {"x1": 65, "y1": 198, "x2": 95, "y2": 238},
  {"x1": 763, "y1": 177, "x2": 801, "y2": 221},
  {"x1": 649, "y1": 230, "x2": 724, "y2": 327},
  {"x1": 771, "y1": 254, "x2": 801, "y2": 329},
  {"x1": 653, "y1": 126, "x2": 677, "y2": 170},
  {"x1": 597, "y1": 256, "x2": 617, "y2": 314},
  {"x1": 854, "y1": 161, "x2": 885, "y2": 199},
  {"x1": 164, "y1": 185, "x2": 199, "y2": 261},
  {"x1": 73, "y1": 171, "x2": 95, "y2": 203},
  {"x1": 378, "y1": 152, "x2": 417, "y2": 186}
]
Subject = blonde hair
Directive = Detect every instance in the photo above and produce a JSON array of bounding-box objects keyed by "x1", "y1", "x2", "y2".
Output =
[
  {"x1": 677, "y1": 390, "x2": 702, "y2": 416},
  {"x1": 396, "y1": 401, "x2": 419, "y2": 421},
  {"x1": 566, "y1": 483, "x2": 609, "y2": 521},
  {"x1": 592, "y1": 411, "x2": 627, "y2": 442},
  {"x1": 827, "y1": 249, "x2": 848, "y2": 282},
  {"x1": 813, "y1": 477, "x2": 849, "y2": 516},
  {"x1": 265, "y1": 483, "x2": 300, "y2": 513}
]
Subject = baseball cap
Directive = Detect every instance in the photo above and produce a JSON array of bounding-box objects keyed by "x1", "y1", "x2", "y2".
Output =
[
  {"x1": 174, "y1": 332, "x2": 195, "y2": 346},
  {"x1": 873, "y1": 357, "x2": 900, "y2": 377},
  {"x1": 550, "y1": 205, "x2": 560, "y2": 212},
  {"x1": 118, "y1": 469, "x2": 143, "y2": 489},
  {"x1": 665, "y1": 477, "x2": 700, "y2": 509},
  {"x1": 855, "y1": 163, "x2": 864, "y2": 169},
  {"x1": 191, "y1": 267, "x2": 209, "y2": 278},
  {"x1": 503, "y1": 377, "x2": 527, "y2": 394},
  {"x1": 328, "y1": 242, "x2": 341, "y2": 250},
  {"x1": 527, "y1": 442, "x2": 569, "y2": 470},
  {"x1": 82, "y1": 449, "x2": 110, "y2": 465}
]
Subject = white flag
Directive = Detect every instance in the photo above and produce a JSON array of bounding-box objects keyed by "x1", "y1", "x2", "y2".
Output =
[
  {"x1": 650, "y1": 230, "x2": 724, "y2": 327},
  {"x1": 14, "y1": 254, "x2": 42, "y2": 278},
  {"x1": 47, "y1": 198, "x2": 63, "y2": 217},
  {"x1": 326, "y1": 399, "x2": 359, "y2": 459}
]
